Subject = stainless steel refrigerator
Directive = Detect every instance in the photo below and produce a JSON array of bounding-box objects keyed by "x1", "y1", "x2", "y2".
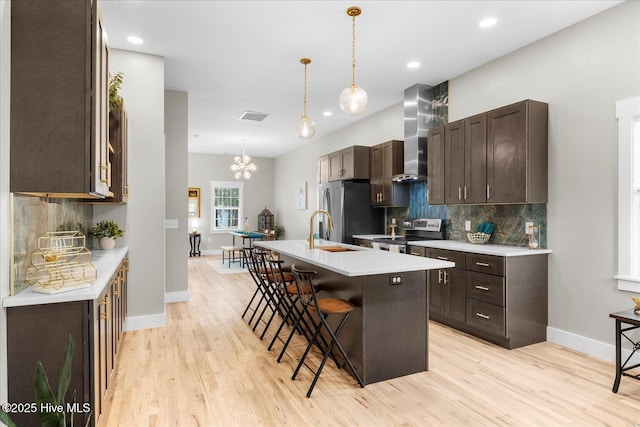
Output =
[{"x1": 318, "y1": 180, "x2": 384, "y2": 244}]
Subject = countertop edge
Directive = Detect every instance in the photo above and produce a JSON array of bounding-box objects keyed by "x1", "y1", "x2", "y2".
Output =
[
  {"x1": 408, "y1": 241, "x2": 552, "y2": 257},
  {"x1": 256, "y1": 240, "x2": 454, "y2": 276},
  {"x1": 3, "y1": 247, "x2": 129, "y2": 308}
]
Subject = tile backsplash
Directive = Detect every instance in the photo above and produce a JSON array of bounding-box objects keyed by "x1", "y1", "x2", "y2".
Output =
[
  {"x1": 388, "y1": 182, "x2": 547, "y2": 248},
  {"x1": 11, "y1": 194, "x2": 92, "y2": 295}
]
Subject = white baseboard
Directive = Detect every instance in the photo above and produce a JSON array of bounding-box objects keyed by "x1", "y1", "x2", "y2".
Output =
[
  {"x1": 123, "y1": 313, "x2": 166, "y2": 331},
  {"x1": 165, "y1": 290, "x2": 190, "y2": 303},
  {"x1": 547, "y1": 326, "x2": 640, "y2": 365}
]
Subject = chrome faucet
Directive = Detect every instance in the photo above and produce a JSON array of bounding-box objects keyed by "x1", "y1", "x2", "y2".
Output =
[{"x1": 309, "y1": 209, "x2": 333, "y2": 249}]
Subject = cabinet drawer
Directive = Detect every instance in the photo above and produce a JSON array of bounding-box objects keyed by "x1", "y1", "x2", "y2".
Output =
[
  {"x1": 466, "y1": 271, "x2": 505, "y2": 306},
  {"x1": 466, "y1": 299, "x2": 505, "y2": 337},
  {"x1": 408, "y1": 246, "x2": 426, "y2": 257},
  {"x1": 429, "y1": 249, "x2": 465, "y2": 269},
  {"x1": 465, "y1": 253, "x2": 504, "y2": 276}
]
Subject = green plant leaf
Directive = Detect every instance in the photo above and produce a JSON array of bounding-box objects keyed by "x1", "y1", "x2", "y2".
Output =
[
  {"x1": 34, "y1": 361, "x2": 61, "y2": 427},
  {"x1": 0, "y1": 410, "x2": 18, "y2": 427},
  {"x1": 56, "y1": 336, "x2": 73, "y2": 412}
]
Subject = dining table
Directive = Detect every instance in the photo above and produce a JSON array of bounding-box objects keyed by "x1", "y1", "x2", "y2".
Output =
[{"x1": 228, "y1": 230, "x2": 267, "y2": 248}]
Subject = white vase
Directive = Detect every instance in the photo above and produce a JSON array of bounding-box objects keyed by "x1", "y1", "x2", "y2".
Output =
[{"x1": 99, "y1": 237, "x2": 116, "y2": 250}]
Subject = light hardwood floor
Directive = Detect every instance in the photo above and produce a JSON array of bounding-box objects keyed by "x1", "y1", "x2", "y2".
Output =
[{"x1": 101, "y1": 255, "x2": 640, "y2": 426}]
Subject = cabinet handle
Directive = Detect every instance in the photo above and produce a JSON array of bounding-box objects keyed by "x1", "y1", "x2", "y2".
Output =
[
  {"x1": 458, "y1": 186, "x2": 462, "y2": 200},
  {"x1": 438, "y1": 270, "x2": 443, "y2": 284},
  {"x1": 486, "y1": 185, "x2": 491, "y2": 199},
  {"x1": 464, "y1": 186, "x2": 468, "y2": 200},
  {"x1": 475, "y1": 312, "x2": 490, "y2": 320},
  {"x1": 124, "y1": 185, "x2": 129, "y2": 197},
  {"x1": 436, "y1": 256, "x2": 449, "y2": 261},
  {"x1": 475, "y1": 285, "x2": 490, "y2": 291},
  {"x1": 410, "y1": 251, "x2": 422, "y2": 256},
  {"x1": 99, "y1": 294, "x2": 110, "y2": 320},
  {"x1": 475, "y1": 262, "x2": 490, "y2": 267},
  {"x1": 443, "y1": 270, "x2": 448, "y2": 285}
]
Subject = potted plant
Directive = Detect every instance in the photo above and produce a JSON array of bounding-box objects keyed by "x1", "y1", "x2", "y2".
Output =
[
  {"x1": 89, "y1": 220, "x2": 124, "y2": 250},
  {"x1": 108, "y1": 71, "x2": 124, "y2": 111}
]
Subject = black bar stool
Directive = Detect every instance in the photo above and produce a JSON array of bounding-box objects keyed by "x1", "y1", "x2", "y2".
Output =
[{"x1": 289, "y1": 265, "x2": 365, "y2": 397}]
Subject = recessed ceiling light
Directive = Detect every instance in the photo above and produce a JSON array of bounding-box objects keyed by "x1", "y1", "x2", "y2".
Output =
[
  {"x1": 323, "y1": 111, "x2": 333, "y2": 117},
  {"x1": 127, "y1": 36, "x2": 144, "y2": 45},
  {"x1": 479, "y1": 17, "x2": 497, "y2": 28},
  {"x1": 407, "y1": 61, "x2": 420, "y2": 69}
]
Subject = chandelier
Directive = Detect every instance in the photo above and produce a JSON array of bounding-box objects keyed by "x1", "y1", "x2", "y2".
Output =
[
  {"x1": 230, "y1": 142, "x2": 257, "y2": 179},
  {"x1": 295, "y1": 57, "x2": 317, "y2": 139},
  {"x1": 339, "y1": 6, "x2": 368, "y2": 116}
]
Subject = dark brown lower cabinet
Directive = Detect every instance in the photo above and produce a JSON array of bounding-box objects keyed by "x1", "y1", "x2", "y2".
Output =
[
  {"x1": 7, "y1": 256, "x2": 128, "y2": 427},
  {"x1": 414, "y1": 247, "x2": 547, "y2": 349}
]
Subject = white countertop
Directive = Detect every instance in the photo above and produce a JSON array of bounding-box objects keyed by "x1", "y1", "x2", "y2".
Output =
[
  {"x1": 3, "y1": 247, "x2": 129, "y2": 308},
  {"x1": 352, "y1": 234, "x2": 398, "y2": 240},
  {"x1": 409, "y1": 240, "x2": 552, "y2": 257},
  {"x1": 255, "y1": 240, "x2": 454, "y2": 277}
]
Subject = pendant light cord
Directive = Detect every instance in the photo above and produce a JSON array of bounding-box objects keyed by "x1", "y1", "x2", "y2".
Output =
[
  {"x1": 351, "y1": 13, "x2": 356, "y2": 86},
  {"x1": 303, "y1": 61, "x2": 308, "y2": 117}
]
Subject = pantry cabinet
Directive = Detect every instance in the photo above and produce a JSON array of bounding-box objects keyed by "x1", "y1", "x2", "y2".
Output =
[
  {"x1": 370, "y1": 140, "x2": 409, "y2": 207},
  {"x1": 10, "y1": 0, "x2": 111, "y2": 198},
  {"x1": 7, "y1": 256, "x2": 129, "y2": 427}
]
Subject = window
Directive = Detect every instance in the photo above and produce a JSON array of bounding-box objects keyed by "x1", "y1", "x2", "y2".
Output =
[
  {"x1": 211, "y1": 181, "x2": 244, "y2": 232},
  {"x1": 615, "y1": 96, "x2": 640, "y2": 292}
]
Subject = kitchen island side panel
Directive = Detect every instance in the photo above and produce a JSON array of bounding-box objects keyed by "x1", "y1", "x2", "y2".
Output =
[
  {"x1": 278, "y1": 254, "x2": 428, "y2": 385},
  {"x1": 363, "y1": 271, "x2": 428, "y2": 384}
]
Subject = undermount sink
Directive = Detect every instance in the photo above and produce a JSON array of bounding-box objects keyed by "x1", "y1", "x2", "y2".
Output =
[{"x1": 317, "y1": 246, "x2": 358, "y2": 252}]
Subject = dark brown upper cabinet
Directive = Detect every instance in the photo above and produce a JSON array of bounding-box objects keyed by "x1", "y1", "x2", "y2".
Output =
[
  {"x1": 427, "y1": 100, "x2": 547, "y2": 205},
  {"x1": 370, "y1": 140, "x2": 409, "y2": 207},
  {"x1": 318, "y1": 155, "x2": 329, "y2": 184},
  {"x1": 10, "y1": 0, "x2": 110, "y2": 199},
  {"x1": 427, "y1": 126, "x2": 445, "y2": 205},
  {"x1": 486, "y1": 100, "x2": 548, "y2": 204},
  {"x1": 328, "y1": 146, "x2": 370, "y2": 181}
]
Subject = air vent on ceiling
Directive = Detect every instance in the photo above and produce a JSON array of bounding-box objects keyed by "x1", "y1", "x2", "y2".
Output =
[{"x1": 239, "y1": 111, "x2": 270, "y2": 122}]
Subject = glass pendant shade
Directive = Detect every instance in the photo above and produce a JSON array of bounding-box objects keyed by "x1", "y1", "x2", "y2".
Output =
[
  {"x1": 296, "y1": 57, "x2": 316, "y2": 139},
  {"x1": 339, "y1": 84, "x2": 368, "y2": 116},
  {"x1": 340, "y1": 6, "x2": 367, "y2": 116},
  {"x1": 295, "y1": 115, "x2": 317, "y2": 139}
]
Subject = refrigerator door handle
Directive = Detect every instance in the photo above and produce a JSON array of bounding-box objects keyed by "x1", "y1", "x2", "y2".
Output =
[{"x1": 324, "y1": 188, "x2": 331, "y2": 240}]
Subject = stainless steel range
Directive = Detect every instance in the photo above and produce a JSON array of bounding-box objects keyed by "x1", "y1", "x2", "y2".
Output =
[{"x1": 373, "y1": 218, "x2": 446, "y2": 253}]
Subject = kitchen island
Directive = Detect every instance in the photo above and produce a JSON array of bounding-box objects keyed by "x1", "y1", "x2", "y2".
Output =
[{"x1": 255, "y1": 239, "x2": 453, "y2": 385}]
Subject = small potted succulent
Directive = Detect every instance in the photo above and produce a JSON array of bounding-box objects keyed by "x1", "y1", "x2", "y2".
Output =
[{"x1": 89, "y1": 220, "x2": 125, "y2": 250}]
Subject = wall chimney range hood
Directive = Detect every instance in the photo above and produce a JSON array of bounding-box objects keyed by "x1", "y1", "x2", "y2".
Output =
[{"x1": 393, "y1": 84, "x2": 435, "y2": 182}]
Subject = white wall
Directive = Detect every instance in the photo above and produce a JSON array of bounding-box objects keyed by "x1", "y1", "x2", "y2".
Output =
[
  {"x1": 165, "y1": 90, "x2": 189, "y2": 303},
  {"x1": 274, "y1": 102, "x2": 403, "y2": 240},
  {"x1": 449, "y1": 0, "x2": 640, "y2": 352},
  {"x1": 272, "y1": 1, "x2": 640, "y2": 359},
  {"x1": 94, "y1": 49, "x2": 166, "y2": 330},
  {"x1": 0, "y1": 0, "x2": 10, "y2": 406},
  {"x1": 188, "y1": 153, "x2": 274, "y2": 253}
]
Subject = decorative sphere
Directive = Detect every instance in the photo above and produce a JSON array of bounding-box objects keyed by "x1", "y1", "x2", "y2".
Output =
[
  {"x1": 339, "y1": 84, "x2": 368, "y2": 115},
  {"x1": 295, "y1": 116, "x2": 317, "y2": 139}
]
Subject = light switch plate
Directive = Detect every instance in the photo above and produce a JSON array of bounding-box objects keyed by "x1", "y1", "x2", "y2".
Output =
[
  {"x1": 165, "y1": 219, "x2": 179, "y2": 229},
  {"x1": 465, "y1": 220, "x2": 471, "y2": 231},
  {"x1": 525, "y1": 221, "x2": 533, "y2": 235}
]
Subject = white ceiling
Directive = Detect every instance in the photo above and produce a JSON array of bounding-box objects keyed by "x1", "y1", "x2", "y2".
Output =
[{"x1": 100, "y1": 0, "x2": 622, "y2": 158}]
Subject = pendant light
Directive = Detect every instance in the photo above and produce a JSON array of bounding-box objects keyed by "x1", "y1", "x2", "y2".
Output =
[
  {"x1": 339, "y1": 6, "x2": 368, "y2": 116},
  {"x1": 295, "y1": 58, "x2": 317, "y2": 139},
  {"x1": 230, "y1": 141, "x2": 257, "y2": 179}
]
